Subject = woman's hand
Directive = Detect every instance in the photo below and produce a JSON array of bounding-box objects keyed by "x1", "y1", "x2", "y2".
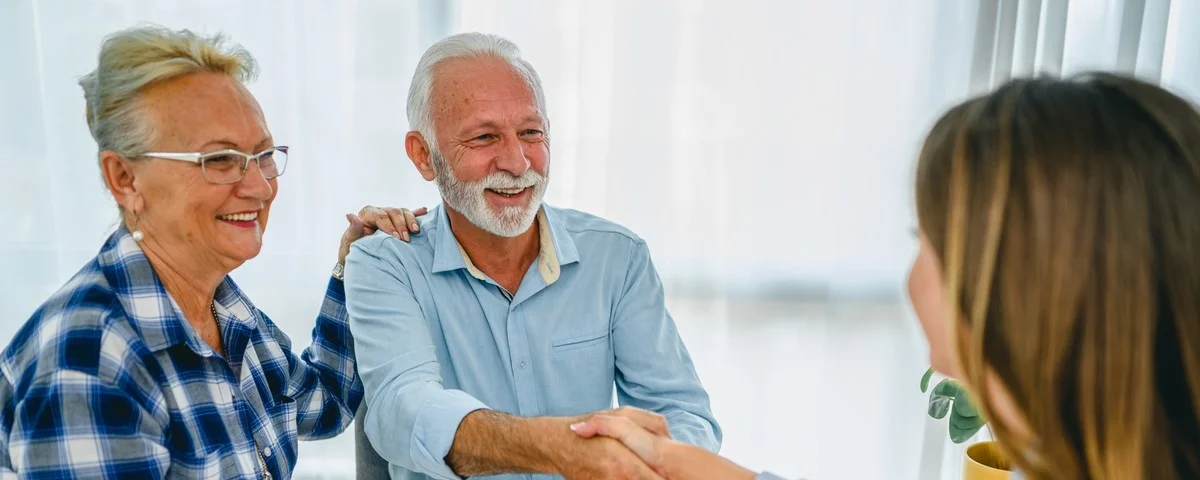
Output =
[
  {"x1": 338, "y1": 206, "x2": 428, "y2": 265},
  {"x1": 570, "y1": 414, "x2": 670, "y2": 472}
]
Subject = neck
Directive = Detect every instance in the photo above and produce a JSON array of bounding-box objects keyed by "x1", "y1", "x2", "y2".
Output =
[
  {"x1": 130, "y1": 224, "x2": 230, "y2": 320},
  {"x1": 445, "y1": 206, "x2": 540, "y2": 293}
]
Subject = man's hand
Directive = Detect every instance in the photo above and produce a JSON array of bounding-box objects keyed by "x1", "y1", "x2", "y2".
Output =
[
  {"x1": 548, "y1": 407, "x2": 671, "y2": 479},
  {"x1": 570, "y1": 414, "x2": 672, "y2": 475},
  {"x1": 338, "y1": 206, "x2": 428, "y2": 265},
  {"x1": 553, "y1": 434, "x2": 666, "y2": 480},
  {"x1": 571, "y1": 415, "x2": 758, "y2": 480},
  {"x1": 444, "y1": 409, "x2": 668, "y2": 480}
]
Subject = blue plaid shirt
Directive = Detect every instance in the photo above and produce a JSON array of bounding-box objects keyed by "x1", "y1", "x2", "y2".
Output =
[{"x1": 0, "y1": 227, "x2": 363, "y2": 478}]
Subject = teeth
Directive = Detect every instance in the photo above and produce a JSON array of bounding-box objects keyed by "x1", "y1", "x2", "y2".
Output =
[
  {"x1": 217, "y1": 212, "x2": 258, "y2": 222},
  {"x1": 490, "y1": 187, "x2": 525, "y2": 195}
]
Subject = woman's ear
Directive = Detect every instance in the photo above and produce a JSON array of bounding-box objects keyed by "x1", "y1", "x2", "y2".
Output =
[{"x1": 99, "y1": 151, "x2": 144, "y2": 213}]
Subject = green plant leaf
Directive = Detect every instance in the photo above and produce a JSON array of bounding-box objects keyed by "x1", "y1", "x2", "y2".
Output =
[
  {"x1": 927, "y1": 379, "x2": 956, "y2": 419},
  {"x1": 931, "y1": 378, "x2": 961, "y2": 397},
  {"x1": 920, "y1": 367, "x2": 934, "y2": 393},
  {"x1": 953, "y1": 388, "x2": 979, "y2": 418},
  {"x1": 928, "y1": 394, "x2": 951, "y2": 419},
  {"x1": 921, "y1": 372, "x2": 989, "y2": 443},
  {"x1": 948, "y1": 412, "x2": 987, "y2": 443},
  {"x1": 950, "y1": 410, "x2": 980, "y2": 430}
]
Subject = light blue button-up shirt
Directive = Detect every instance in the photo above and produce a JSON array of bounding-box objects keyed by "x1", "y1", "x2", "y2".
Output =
[{"x1": 345, "y1": 204, "x2": 721, "y2": 480}]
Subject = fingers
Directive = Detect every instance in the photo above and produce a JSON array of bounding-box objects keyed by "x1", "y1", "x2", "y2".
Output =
[
  {"x1": 569, "y1": 422, "x2": 598, "y2": 438},
  {"x1": 571, "y1": 415, "x2": 631, "y2": 440},
  {"x1": 400, "y1": 208, "x2": 420, "y2": 234},
  {"x1": 609, "y1": 407, "x2": 670, "y2": 438},
  {"x1": 382, "y1": 208, "x2": 411, "y2": 241},
  {"x1": 357, "y1": 206, "x2": 403, "y2": 241},
  {"x1": 379, "y1": 212, "x2": 405, "y2": 241},
  {"x1": 403, "y1": 207, "x2": 429, "y2": 232},
  {"x1": 338, "y1": 213, "x2": 369, "y2": 266},
  {"x1": 357, "y1": 206, "x2": 427, "y2": 242},
  {"x1": 388, "y1": 208, "x2": 420, "y2": 236},
  {"x1": 343, "y1": 213, "x2": 372, "y2": 242},
  {"x1": 580, "y1": 423, "x2": 665, "y2": 480}
]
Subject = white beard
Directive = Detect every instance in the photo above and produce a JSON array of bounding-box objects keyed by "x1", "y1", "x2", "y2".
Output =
[{"x1": 430, "y1": 150, "x2": 548, "y2": 237}]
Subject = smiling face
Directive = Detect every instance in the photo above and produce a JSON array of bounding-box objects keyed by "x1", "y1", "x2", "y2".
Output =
[
  {"x1": 422, "y1": 56, "x2": 551, "y2": 237},
  {"x1": 129, "y1": 71, "x2": 277, "y2": 269}
]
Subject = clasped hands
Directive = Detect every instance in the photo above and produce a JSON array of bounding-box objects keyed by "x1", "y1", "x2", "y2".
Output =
[{"x1": 560, "y1": 406, "x2": 680, "y2": 480}]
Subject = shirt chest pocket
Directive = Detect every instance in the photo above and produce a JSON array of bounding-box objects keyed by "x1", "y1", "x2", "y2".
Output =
[
  {"x1": 547, "y1": 329, "x2": 616, "y2": 409},
  {"x1": 550, "y1": 330, "x2": 613, "y2": 378},
  {"x1": 551, "y1": 330, "x2": 610, "y2": 353}
]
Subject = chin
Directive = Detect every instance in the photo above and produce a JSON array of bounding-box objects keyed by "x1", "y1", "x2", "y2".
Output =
[{"x1": 225, "y1": 242, "x2": 264, "y2": 263}]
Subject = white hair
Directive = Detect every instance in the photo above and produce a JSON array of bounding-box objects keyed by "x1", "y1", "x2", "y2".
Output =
[
  {"x1": 79, "y1": 25, "x2": 258, "y2": 159},
  {"x1": 406, "y1": 32, "x2": 549, "y2": 153}
]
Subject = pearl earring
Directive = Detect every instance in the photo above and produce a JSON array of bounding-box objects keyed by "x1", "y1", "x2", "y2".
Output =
[{"x1": 131, "y1": 215, "x2": 144, "y2": 242}]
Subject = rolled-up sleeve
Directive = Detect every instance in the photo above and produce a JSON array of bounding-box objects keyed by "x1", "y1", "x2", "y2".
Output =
[
  {"x1": 344, "y1": 236, "x2": 488, "y2": 480},
  {"x1": 612, "y1": 240, "x2": 722, "y2": 451}
]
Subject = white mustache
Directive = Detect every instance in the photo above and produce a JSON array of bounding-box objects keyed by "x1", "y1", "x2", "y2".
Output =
[{"x1": 476, "y1": 171, "x2": 543, "y2": 190}]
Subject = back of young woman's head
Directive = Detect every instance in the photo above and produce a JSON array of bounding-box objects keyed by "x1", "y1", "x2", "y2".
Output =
[{"x1": 916, "y1": 73, "x2": 1200, "y2": 479}]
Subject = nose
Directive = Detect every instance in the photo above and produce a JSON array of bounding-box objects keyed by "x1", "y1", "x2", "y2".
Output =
[
  {"x1": 236, "y1": 159, "x2": 274, "y2": 199},
  {"x1": 494, "y1": 134, "x2": 531, "y2": 176}
]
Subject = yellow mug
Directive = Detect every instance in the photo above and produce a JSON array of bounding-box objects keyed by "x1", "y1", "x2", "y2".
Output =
[{"x1": 963, "y1": 441, "x2": 1014, "y2": 480}]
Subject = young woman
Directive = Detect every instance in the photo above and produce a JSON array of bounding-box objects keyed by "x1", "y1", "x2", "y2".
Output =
[{"x1": 572, "y1": 73, "x2": 1200, "y2": 480}]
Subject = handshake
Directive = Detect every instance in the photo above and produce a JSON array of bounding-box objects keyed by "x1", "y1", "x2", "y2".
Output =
[
  {"x1": 445, "y1": 406, "x2": 730, "y2": 480},
  {"x1": 564, "y1": 406, "x2": 678, "y2": 480}
]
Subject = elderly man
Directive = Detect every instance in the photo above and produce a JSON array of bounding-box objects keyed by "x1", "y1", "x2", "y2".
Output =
[{"x1": 344, "y1": 32, "x2": 720, "y2": 480}]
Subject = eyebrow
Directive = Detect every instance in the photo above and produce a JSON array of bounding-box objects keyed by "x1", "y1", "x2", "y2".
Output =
[
  {"x1": 461, "y1": 114, "x2": 546, "y2": 134},
  {"x1": 198, "y1": 137, "x2": 274, "y2": 152}
]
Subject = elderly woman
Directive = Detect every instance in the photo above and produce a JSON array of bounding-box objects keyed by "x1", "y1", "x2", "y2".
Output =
[
  {"x1": 0, "y1": 26, "x2": 422, "y2": 478},
  {"x1": 572, "y1": 74, "x2": 1200, "y2": 479}
]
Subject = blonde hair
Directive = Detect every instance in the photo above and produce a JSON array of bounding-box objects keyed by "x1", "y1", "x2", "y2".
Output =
[
  {"x1": 79, "y1": 25, "x2": 258, "y2": 158},
  {"x1": 916, "y1": 73, "x2": 1200, "y2": 479}
]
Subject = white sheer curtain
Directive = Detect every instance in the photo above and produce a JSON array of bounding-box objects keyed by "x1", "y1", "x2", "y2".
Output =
[
  {"x1": 1, "y1": 0, "x2": 972, "y2": 326},
  {"x1": 453, "y1": 1, "x2": 970, "y2": 296}
]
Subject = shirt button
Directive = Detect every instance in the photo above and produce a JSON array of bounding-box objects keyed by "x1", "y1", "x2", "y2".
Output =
[
  {"x1": 263, "y1": 447, "x2": 272, "y2": 457},
  {"x1": 519, "y1": 361, "x2": 527, "y2": 369}
]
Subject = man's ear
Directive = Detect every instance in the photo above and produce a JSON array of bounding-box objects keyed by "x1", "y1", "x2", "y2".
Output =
[
  {"x1": 99, "y1": 151, "x2": 145, "y2": 214},
  {"x1": 406, "y1": 131, "x2": 437, "y2": 181}
]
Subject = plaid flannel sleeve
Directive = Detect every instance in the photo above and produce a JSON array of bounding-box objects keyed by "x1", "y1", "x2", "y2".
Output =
[
  {"x1": 274, "y1": 277, "x2": 364, "y2": 440},
  {"x1": 5, "y1": 369, "x2": 169, "y2": 479}
]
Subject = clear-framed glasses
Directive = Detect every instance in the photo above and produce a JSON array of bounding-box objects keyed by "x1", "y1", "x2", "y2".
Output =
[{"x1": 140, "y1": 146, "x2": 289, "y2": 185}]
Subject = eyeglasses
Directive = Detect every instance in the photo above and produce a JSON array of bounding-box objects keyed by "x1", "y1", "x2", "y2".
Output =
[{"x1": 140, "y1": 146, "x2": 289, "y2": 185}]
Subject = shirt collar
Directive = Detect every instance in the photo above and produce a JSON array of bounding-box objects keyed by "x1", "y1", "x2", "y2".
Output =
[
  {"x1": 430, "y1": 204, "x2": 579, "y2": 285},
  {"x1": 98, "y1": 226, "x2": 256, "y2": 354}
]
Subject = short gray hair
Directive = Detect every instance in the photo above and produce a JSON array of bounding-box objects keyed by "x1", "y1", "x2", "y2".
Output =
[
  {"x1": 406, "y1": 32, "x2": 548, "y2": 153},
  {"x1": 79, "y1": 25, "x2": 258, "y2": 159}
]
